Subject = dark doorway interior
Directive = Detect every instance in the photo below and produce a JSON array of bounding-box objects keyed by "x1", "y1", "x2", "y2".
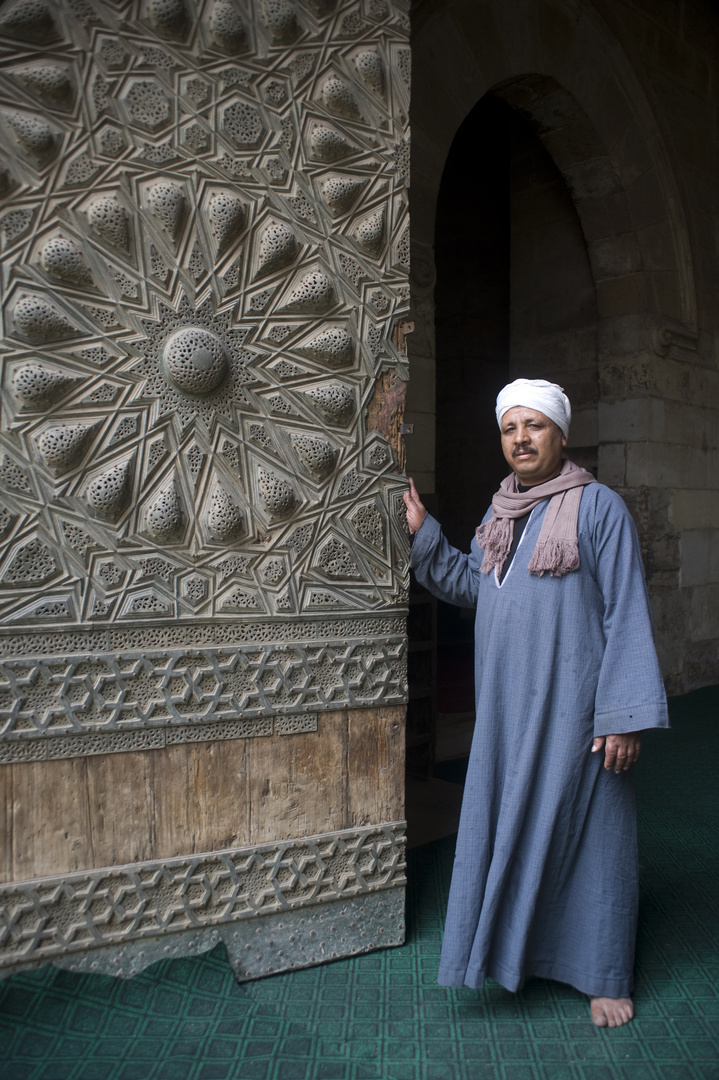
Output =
[{"x1": 408, "y1": 93, "x2": 600, "y2": 775}]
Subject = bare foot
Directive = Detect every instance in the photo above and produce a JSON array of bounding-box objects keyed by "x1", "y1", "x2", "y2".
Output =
[{"x1": 590, "y1": 997, "x2": 634, "y2": 1028}]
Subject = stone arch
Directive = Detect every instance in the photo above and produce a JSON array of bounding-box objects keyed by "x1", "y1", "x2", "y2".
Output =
[{"x1": 408, "y1": 0, "x2": 698, "y2": 494}]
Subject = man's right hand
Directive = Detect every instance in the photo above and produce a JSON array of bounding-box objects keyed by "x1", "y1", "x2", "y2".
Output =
[{"x1": 403, "y1": 477, "x2": 427, "y2": 534}]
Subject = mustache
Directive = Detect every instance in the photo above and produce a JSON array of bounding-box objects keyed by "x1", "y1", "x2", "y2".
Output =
[{"x1": 512, "y1": 446, "x2": 537, "y2": 457}]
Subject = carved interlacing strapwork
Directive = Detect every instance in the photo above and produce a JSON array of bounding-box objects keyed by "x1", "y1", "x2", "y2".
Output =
[
  {"x1": 0, "y1": 822, "x2": 407, "y2": 974},
  {"x1": 0, "y1": 0, "x2": 411, "y2": 749}
]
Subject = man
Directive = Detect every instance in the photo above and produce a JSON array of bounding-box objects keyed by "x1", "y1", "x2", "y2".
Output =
[{"x1": 403, "y1": 378, "x2": 668, "y2": 1028}]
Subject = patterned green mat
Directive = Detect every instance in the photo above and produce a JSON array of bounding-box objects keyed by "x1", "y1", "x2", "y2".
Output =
[{"x1": 2, "y1": 687, "x2": 719, "y2": 1080}]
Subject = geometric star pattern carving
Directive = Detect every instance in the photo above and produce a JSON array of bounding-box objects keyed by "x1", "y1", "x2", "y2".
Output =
[
  {"x1": 0, "y1": 622, "x2": 407, "y2": 756},
  {"x1": 0, "y1": 0, "x2": 411, "y2": 636},
  {"x1": 0, "y1": 823, "x2": 407, "y2": 969}
]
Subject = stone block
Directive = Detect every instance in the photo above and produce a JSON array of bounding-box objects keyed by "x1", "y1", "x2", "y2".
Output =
[
  {"x1": 651, "y1": 582, "x2": 692, "y2": 641},
  {"x1": 626, "y1": 442, "x2": 707, "y2": 489},
  {"x1": 690, "y1": 583, "x2": 719, "y2": 642},
  {"x1": 638, "y1": 221, "x2": 676, "y2": 272},
  {"x1": 596, "y1": 274, "x2": 647, "y2": 318},
  {"x1": 598, "y1": 398, "x2": 663, "y2": 442},
  {"x1": 627, "y1": 171, "x2": 666, "y2": 230},
  {"x1": 573, "y1": 194, "x2": 613, "y2": 241},
  {"x1": 589, "y1": 234, "x2": 642, "y2": 280},
  {"x1": 616, "y1": 123, "x2": 654, "y2": 186},
  {"x1": 603, "y1": 191, "x2": 634, "y2": 236},
  {"x1": 682, "y1": 640, "x2": 719, "y2": 694},
  {"x1": 671, "y1": 490, "x2": 719, "y2": 531},
  {"x1": 568, "y1": 406, "x2": 597, "y2": 447},
  {"x1": 597, "y1": 442, "x2": 626, "y2": 486},
  {"x1": 648, "y1": 271, "x2": 683, "y2": 323},
  {"x1": 664, "y1": 401, "x2": 719, "y2": 450},
  {"x1": 404, "y1": 414, "x2": 435, "y2": 477},
  {"x1": 680, "y1": 529, "x2": 713, "y2": 587}
]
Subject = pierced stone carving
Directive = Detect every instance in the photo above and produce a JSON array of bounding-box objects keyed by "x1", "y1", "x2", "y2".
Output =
[
  {"x1": 281, "y1": 270, "x2": 335, "y2": 314},
  {"x1": 6, "y1": 110, "x2": 59, "y2": 164},
  {"x1": 99, "y1": 128, "x2": 126, "y2": 156},
  {"x1": 350, "y1": 504, "x2": 384, "y2": 549},
  {"x1": 40, "y1": 235, "x2": 94, "y2": 287},
  {"x1": 35, "y1": 423, "x2": 97, "y2": 474},
  {"x1": 209, "y1": 0, "x2": 247, "y2": 53},
  {"x1": 304, "y1": 382, "x2": 355, "y2": 426},
  {"x1": 206, "y1": 483, "x2": 244, "y2": 542},
  {"x1": 262, "y1": 0, "x2": 298, "y2": 44},
  {"x1": 2, "y1": 537, "x2": 56, "y2": 584},
  {"x1": 317, "y1": 536, "x2": 360, "y2": 578},
  {"x1": 11, "y1": 363, "x2": 75, "y2": 409},
  {"x1": 12, "y1": 295, "x2": 76, "y2": 342},
  {"x1": 320, "y1": 175, "x2": 365, "y2": 216},
  {"x1": 291, "y1": 433, "x2": 339, "y2": 480},
  {"x1": 0, "y1": 0, "x2": 60, "y2": 43},
  {"x1": 288, "y1": 191, "x2": 316, "y2": 222},
  {"x1": 207, "y1": 190, "x2": 245, "y2": 250},
  {"x1": 144, "y1": 0, "x2": 190, "y2": 39},
  {"x1": 257, "y1": 220, "x2": 299, "y2": 276},
  {"x1": 260, "y1": 557, "x2": 285, "y2": 584},
  {"x1": 162, "y1": 327, "x2": 230, "y2": 396},
  {"x1": 221, "y1": 586, "x2": 261, "y2": 610},
  {"x1": 223, "y1": 101, "x2": 263, "y2": 148},
  {"x1": 296, "y1": 326, "x2": 354, "y2": 368},
  {"x1": 65, "y1": 154, "x2": 100, "y2": 185},
  {"x1": 310, "y1": 125, "x2": 353, "y2": 162},
  {"x1": 183, "y1": 574, "x2": 207, "y2": 601},
  {"x1": 0, "y1": 455, "x2": 33, "y2": 494},
  {"x1": 13, "y1": 62, "x2": 74, "y2": 109},
  {"x1": 126, "y1": 80, "x2": 172, "y2": 132},
  {"x1": 98, "y1": 39, "x2": 129, "y2": 70},
  {"x1": 320, "y1": 76, "x2": 361, "y2": 120},
  {"x1": 86, "y1": 460, "x2": 133, "y2": 520},
  {"x1": 86, "y1": 194, "x2": 130, "y2": 252},
  {"x1": 258, "y1": 468, "x2": 297, "y2": 520},
  {"x1": 0, "y1": 164, "x2": 19, "y2": 201},
  {"x1": 354, "y1": 207, "x2": 386, "y2": 257},
  {"x1": 146, "y1": 479, "x2": 185, "y2": 541},
  {"x1": 147, "y1": 181, "x2": 187, "y2": 240},
  {"x1": 354, "y1": 49, "x2": 384, "y2": 96}
]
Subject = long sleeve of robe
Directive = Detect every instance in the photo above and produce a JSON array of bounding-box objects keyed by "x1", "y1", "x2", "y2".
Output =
[{"x1": 410, "y1": 481, "x2": 668, "y2": 999}]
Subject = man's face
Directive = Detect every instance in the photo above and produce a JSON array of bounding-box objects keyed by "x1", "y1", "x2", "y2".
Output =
[{"x1": 500, "y1": 406, "x2": 567, "y2": 486}]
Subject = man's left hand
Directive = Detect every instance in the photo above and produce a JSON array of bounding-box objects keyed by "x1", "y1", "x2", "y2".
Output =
[{"x1": 592, "y1": 732, "x2": 642, "y2": 773}]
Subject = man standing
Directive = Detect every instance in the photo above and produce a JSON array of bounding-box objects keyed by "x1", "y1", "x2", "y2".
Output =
[{"x1": 403, "y1": 379, "x2": 668, "y2": 1028}]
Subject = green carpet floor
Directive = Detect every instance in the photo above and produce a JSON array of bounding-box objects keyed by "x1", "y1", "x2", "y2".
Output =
[{"x1": 2, "y1": 687, "x2": 718, "y2": 1080}]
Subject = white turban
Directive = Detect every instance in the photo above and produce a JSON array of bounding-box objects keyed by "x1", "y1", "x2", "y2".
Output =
[{"x1": 495, "y1": 378, "x2": 571, "y2": 438}]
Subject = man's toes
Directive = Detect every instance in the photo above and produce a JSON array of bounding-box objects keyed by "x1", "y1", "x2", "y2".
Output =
[{"x1": 590, "y1": 997, "x2": 634, "y2": 1028}]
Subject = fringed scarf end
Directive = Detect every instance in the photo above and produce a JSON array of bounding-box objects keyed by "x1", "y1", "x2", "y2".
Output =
[
  {"x1": 476, "y1": 518, "x2": 513, "y2": 575},
  {"x1": 527, "y1": 538, "x2": 580, "y2": 577}
]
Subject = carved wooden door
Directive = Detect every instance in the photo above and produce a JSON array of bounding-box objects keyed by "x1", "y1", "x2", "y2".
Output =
[{"x1": 0, "y1": 0, "x2": 410, "y2": 980}]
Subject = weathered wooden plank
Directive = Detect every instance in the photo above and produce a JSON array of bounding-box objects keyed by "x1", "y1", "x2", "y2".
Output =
[
  {"x1": 84, "y1": 748, "x2": 156, "y2": 869},
  {"x1": 8, "y1": 758, "x2": 94, "y2": 882},
  {"x1": 0, "y1": 765, "x2": 12, "y2": 884},
  {"x1": 152, "y1": 739, "x2": 251, "y2": 857},
  {"x1": 1, "y1": 708, "x2": 404, "y2": 882},
  {"x1": 347, "y1": 706, "x2": 405, "y2": 826},
  {"x1": 248, "y1": 713, "x2": 347, "y2": 845}
]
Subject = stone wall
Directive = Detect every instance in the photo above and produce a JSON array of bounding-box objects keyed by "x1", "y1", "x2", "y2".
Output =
[{"x1": 407, "y1": 0, "x2": 719, "y2": 692}]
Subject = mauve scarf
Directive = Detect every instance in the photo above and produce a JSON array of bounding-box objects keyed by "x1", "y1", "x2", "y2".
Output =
[{"x1": 476, "y1": 459, "x2": 597, "y2": 578}]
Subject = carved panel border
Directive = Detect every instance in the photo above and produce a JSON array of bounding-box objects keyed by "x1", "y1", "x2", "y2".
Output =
[
  {"x1": 0, "y1": 614, "x2": 407, "y2": 759},
  {"x1": 0, "y1": 821, "x2": 407, "y2": 972}
]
